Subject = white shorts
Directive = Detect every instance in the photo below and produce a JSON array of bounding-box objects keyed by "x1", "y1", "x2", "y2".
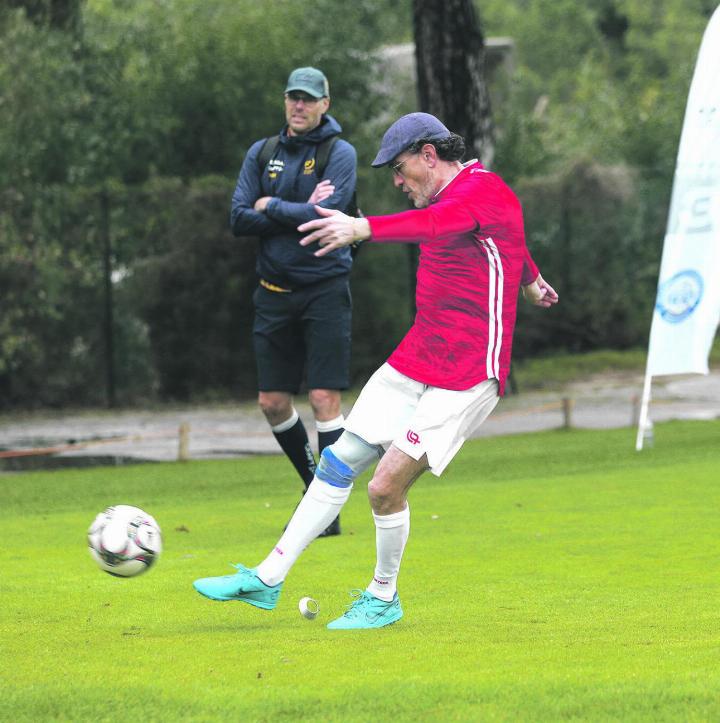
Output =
[{"x1": 344, "y1": 364, "x2": 499, "y2": 476}]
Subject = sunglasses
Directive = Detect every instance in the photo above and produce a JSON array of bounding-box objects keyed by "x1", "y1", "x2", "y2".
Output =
[{"x1": 390, "y1": 158, "x2": 409, "y2": 176}]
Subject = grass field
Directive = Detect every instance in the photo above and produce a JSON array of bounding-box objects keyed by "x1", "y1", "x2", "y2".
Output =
[{"x1": 2, "y1": 420, "x2": 719, "y2": 721}]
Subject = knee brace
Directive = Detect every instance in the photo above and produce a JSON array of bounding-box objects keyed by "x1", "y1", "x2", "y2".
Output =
[{"x1": 316, "y1": 431, "x2": 382, "y2": 488}]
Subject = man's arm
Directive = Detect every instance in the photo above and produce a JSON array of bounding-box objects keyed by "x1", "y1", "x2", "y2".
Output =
[
  {"x1": 301, "y1": 207, "x2": 558, "y2": 308},
  {"x1": 230, "y1": 141, "x2": 286, "y2": 237},
  {"x1": 255, "y1": 179, "x2": 336, "y2": 213},
  {"x1": 263, "y1": 141, "x2": 357, "y2": 227},
  {"x1": 464, "y1": 176, "x2": 554, "y2": 307},
  {"x1": 521, "y1": 246, "x2": 540, "y2": 286},
  {"x1": 298, "y1": 198, "x2": 475, "y2": 256}
]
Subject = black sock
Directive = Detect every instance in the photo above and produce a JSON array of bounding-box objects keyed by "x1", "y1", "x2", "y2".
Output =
[
  {"x1": 317, "y1": 424, "x2": 344, "y2": 532},
  {"x1": 318, "y1": 426, "x2": 344, "y2": 456},
  {"x1": 273, "y1": 418, "x2": 316, "y2": 488}
]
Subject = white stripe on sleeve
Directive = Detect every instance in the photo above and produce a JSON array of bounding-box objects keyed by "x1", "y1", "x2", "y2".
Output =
[{"x1": 485, "y1": 237, "x2": 504, "y2": 377}]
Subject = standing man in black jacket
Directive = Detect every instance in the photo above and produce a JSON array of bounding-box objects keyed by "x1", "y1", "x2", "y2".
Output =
[{"x1": 230, "y1": 67, "x2": 357, "y2": 537}]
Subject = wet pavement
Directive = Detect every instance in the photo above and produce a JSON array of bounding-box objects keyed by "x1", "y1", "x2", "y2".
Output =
[{"x1": 1, "y1": 371, "x2": 718, "y2": 468}]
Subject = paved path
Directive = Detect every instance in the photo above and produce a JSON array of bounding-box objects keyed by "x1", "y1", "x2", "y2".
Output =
[{"x1": 1, "y1": 371, "x2": 719, "y2": 467}]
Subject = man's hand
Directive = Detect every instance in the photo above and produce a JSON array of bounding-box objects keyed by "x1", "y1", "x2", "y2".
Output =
[
  {"x1": 522, "y1": 274, "x2": 559, "y2": 308},
  {"x1": 307, "y1": 179, "x2": 335, "y2": 204},
  {"x1": 254, "y1": 196, "x2": 272, "y2": 212},
  {"x1": 299, "y1": 206, "x2": 370, "y2": 257},
  {"x1": 254, "y1": 180, "x2": 335, "y2": 213}
]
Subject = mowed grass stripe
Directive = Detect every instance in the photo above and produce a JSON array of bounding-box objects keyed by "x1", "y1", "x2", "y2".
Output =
[{"x1": 1, "y1": 420, "x2": 719, "y2": 721}]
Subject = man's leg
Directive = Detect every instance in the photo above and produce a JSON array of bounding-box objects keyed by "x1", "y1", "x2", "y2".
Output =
[
  {"x1": 327, "y1": 446, "x2": 427, "y2": 630},
  {"x1": 253, "y1": 283, "x2": 314, "y2": 489},
  {"x1": 303, "y1": 275, "x2": 352, "y2": 536},
  {"x1": 310, "y1": 388, "x2": 344, "y2": 449},
  {"x1": 327, "y1": 378, "x2": 500, "y2": 627},
  {"x1": 256, "y1": 431, "x2": 381, "y2": 583},
  {"x1": 193, "y1": 432, "x2": 381, "y2": 607},
  {"x1": 366, "y1": 446, "x2": 427, "y2": 599},
  {"x1": 309, "y1": 388, "x2": 344, "y2": 536},
  {"x1": 260, "y1": 391, "x2": 316, "y2": 488}
]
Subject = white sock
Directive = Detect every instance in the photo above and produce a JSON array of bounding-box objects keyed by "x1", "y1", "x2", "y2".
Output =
[
  {"x1": 315, "y1": 414, "x2": 345, "y2": 433},
  {"x1": 366, "y1": 505, "x2": 410, "y2": 602},
  {"x1": 256, "y1": 478, "x2": 352, "y2": 586},
  {"x1": 270, "y1": 408, "x2": 299, "y2": 433}
]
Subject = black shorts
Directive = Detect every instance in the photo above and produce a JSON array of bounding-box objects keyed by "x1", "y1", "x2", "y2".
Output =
[{"x1": 252, "y1": 275, "x2": 352, "y2": 393}]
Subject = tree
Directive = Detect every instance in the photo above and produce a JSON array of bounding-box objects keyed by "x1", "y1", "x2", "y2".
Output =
[
  {"x1": 0, "y1": 0, "x2": 714, "y2": 409},
  {"x1": 412, "y1": 0, "x2": 494, "y2": 166},
  {"x1": 6, "y1": 0, "x2": 82, "y2": 36},
  {"x1": 408, "y1": 0, "x2": 495, "y2": 315}
]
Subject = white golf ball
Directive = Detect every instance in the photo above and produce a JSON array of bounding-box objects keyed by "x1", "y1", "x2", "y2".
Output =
[{"x1": 298, "y1": 596, "x2": 319, "y2": 620}]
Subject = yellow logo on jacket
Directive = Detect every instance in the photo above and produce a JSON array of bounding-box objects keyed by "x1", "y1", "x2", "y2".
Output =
[{"x1": 304, "y1": 158, "x2": 316, "y2": 175}]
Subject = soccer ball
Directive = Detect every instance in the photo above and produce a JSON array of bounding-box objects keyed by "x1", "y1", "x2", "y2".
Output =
[{"x1": 87, "y1": 505, "x2": 162, "y2": 577}]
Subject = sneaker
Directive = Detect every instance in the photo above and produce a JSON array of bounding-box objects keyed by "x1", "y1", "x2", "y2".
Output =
[
  {"x1": 327, "y1": 590, "x2": 403, "y2": 630},
  {"x1": 193, "y1": 564, "x2": 282, "y2": 610},
  {"x1": 318, "y1": 515, "x2": 341, "y2": 538}
]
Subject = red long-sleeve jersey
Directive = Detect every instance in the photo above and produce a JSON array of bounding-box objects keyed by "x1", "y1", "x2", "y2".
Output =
[{"x1": 366, "y1": 161, "x2": 539, "y2": 395}]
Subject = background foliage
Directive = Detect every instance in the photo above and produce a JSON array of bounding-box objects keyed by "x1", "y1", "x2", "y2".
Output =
[{"x1": 0, "y1": 0, "x2": 715, "y2": 407}]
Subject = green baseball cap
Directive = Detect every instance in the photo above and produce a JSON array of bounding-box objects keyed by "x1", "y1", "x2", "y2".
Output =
[{"x1": 285, "y1": 67, "x2": 329, "y2": 99}]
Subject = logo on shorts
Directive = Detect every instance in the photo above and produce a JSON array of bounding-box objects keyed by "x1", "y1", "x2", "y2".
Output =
[
  {"x1": 406, "y1": 430, "x2": 420, "y2": 445},
  {"x1": 274, "y1": 546, "x2": 284, "y2": 556}
]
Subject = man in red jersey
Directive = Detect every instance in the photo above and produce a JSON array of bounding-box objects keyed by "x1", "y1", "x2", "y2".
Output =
[{"x1": 193, "y1": 113, "x2": 558, "y2": 629}]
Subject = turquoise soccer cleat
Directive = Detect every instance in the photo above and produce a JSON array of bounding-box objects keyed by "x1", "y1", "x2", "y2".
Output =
[
  {"x1": 327, "y1": 590, "x2": 403, "y2": 630},
  {"x1": 193, "y1": 564, "x2": 283, "y2": 610}
]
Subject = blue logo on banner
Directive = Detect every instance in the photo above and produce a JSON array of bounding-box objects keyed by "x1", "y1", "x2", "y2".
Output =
[{"x1": 655, "y1": 270, "x2": 704, "y2": 323}]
